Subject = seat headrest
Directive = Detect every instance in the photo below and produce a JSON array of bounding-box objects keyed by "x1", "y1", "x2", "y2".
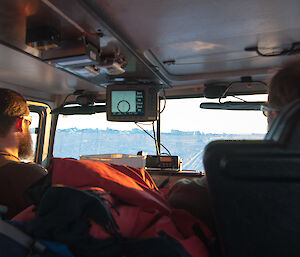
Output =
[{"x1": 265, "y1": 99, "x2": 300, "y2": 150}]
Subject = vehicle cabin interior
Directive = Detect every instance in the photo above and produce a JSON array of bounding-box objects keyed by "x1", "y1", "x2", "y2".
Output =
[{"x1": 0, "y1": 0, "x2": 300, "y2": 256}]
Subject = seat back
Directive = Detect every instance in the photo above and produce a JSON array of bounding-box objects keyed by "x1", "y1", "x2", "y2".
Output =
[{"x1": 203, "y1": 99, "x2": 300, "y2": 257}]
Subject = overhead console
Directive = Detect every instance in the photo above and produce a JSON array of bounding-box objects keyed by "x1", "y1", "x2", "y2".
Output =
[
  {"x1": 0, "y1": 1, "x2": 167, "y2": 92},
  {"x1": 106, "y1": 84, "x2": 159, "y2": 122},
  {"x1": 49, "y1": 37, "x2": 126, "y2": 78}
]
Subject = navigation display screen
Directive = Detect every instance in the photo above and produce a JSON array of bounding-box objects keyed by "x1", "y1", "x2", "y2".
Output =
[{"x1": 111, "y1": 91, "x2": 144, "y2": 115}]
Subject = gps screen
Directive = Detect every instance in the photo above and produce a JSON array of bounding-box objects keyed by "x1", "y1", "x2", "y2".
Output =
[{"x1": 111, "y1": 91, "x2": 144, "y2": 115}]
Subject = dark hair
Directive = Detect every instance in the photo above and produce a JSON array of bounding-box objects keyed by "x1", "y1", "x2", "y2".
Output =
[
  {"x1": 268, "y1": 58, "x2": 300, "y2": 108},
  {"x1": 0, "y1": 88, "x2": 29, "y2": 137}
]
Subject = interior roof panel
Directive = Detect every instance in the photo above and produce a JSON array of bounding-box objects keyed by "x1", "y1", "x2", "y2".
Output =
[
  {"x1": 89, "y1": 0, "x2": 300, "y2": 84},
  {"x1": 90, "y1": 0, "x2": 300, "y2": 50},
  {"x1": 158, "y1": 54, "x2": 289, "y2": 76},
  {"x1": 0, "y1": 0, "x2": 299, "y2": 95}
]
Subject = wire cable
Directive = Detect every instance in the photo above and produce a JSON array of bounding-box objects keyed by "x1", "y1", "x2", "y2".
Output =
[
  {"x1": 152, "y1": 122, "x2": 160, "y2": 155},
  {"x1": 219, "y1": 82, "x2": 234, "y2": 103},
  {"x1": 135, "y1": 122, "x2": 171, "y2": 156},
  {"x1": 62, "y1": 94, "x2": 73, "y2": 106},
  {"x1": 232, "y1": 96, "x2": 247, "y2": 102},
  {"x1": 219, "y1": 80, "x2": 267, "y2": 103},
  {"x1": 135, "y1": 122, "x2": 155, "y2": 140},
  {"x1": 160, "y1": 89, "x2": 167, "y2": 114},
  {"x1": 136, "y1": 122, "x2": 153, "y2": 126}
]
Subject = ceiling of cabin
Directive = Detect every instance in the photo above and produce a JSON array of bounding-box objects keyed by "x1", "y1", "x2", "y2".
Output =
[{"x1": 0, "y1": 0, "x2": 299, "y2": 98}]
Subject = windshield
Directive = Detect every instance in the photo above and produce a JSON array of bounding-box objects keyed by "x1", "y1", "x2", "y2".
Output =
[
  {"x1": 160, "y1": 94, "x2": 267, "y2": 170},
  {"x1": 53, "y1": 94, "x2": 268, "y2": 171}
]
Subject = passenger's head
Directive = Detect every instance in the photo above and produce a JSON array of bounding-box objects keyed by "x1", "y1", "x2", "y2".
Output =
[
  {"x1": 0, "y1": 88, "x2": 33, "y2": 158},
  {"x1": 267, "y1": 58, "x2": 300, "y2": 129}
]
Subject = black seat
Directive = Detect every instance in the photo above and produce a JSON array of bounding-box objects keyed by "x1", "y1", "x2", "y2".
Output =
[{"x1": 203, "y1": 99, "x2": 300, "y2": 257}]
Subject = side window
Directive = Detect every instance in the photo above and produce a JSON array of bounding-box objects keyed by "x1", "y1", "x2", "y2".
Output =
[
  {"x1": 29, "y1": 112, "x2": 40, "y2": 161},
  {"x1": 25, "y1": 102, "x2": 52, "y2": 166},
  {"x1": 20, "y1": 111, "x2": 40, "y2": 163}
]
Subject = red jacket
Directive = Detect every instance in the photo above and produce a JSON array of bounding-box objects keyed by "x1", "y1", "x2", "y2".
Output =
[{"x1": 14, "y1": 158, "x2": 211, "y2": 257}]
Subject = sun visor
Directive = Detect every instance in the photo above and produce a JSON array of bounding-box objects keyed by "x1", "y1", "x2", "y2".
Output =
[{"x1": 200, "y1": 101, "x2": 265, "y2": 111}]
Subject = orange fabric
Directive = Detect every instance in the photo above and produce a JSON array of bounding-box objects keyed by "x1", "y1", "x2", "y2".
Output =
[
  {"x1": 14, "y1": 158, "x2": 211, "y2": 257},
  {"x1": 51, "y1": 159, "x2": 170, "y2": 214}
]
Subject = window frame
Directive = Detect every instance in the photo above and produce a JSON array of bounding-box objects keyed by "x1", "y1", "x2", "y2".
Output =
[{"x1": 28, "y1": 101, "x2": 52, "y2": 165}]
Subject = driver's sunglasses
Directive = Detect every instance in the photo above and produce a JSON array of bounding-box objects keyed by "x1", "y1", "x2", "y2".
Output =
[
  {"x1": 260, "y1": 104, "x2": 280, "y2": 117},
  {"x1": 21, "y1": 115, "x2": 32, "y2": 125}
]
